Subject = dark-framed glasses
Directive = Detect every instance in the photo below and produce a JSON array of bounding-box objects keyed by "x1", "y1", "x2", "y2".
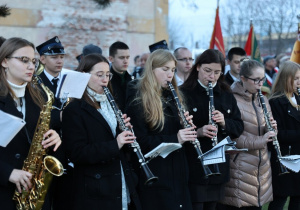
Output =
[
  {"x1": 93, "y1": 72, "x2": 113, "y2": 80},
  {"x1": 177, "y1": 58, "x2": 194, "y2": 63},
  {"x1": 7, "y1": 56, "x2": 39, "y2": 68},
  {"x1": 244, "y1": 76, "x2": 266, "y2": 84}
]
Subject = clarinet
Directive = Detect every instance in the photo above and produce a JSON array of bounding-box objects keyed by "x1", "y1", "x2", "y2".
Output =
[
  {"x1": 207, "y1": 82, "x2": 221, "y2": 175},
  {"x1": 102, "y1": 86, "x2": 158, "y2": 185},
  {"x1": 257, "y1": 89, "x2": 289, "y2": 175},
  {"x1": 167, "y1": 82, "x2": 213, "y2": 178}
]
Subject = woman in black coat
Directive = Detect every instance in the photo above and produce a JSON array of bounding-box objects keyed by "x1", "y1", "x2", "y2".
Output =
[
  {"x1": 180, "y1": 49, "x2": 244, "y2": 210},
  {"x1": 268, "y1": 61, "x2": 300, "y2": 210},
  {"x1": 0, "y1": 38, "x2": 62, "y2": 209},
  {"x1": 125, "y1": 49, "x2": 197, "y2": 210},
  {"x1": 62, "y1": 54, "x2": 141, "y2": 210}
]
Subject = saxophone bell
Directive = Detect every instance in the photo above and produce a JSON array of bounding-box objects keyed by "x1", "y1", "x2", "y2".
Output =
[{"x1": 13, "y1": 75, "x2": 64, "y2": 210}]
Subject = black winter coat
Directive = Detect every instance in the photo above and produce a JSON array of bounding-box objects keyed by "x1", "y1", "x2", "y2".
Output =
[
  {"x1": 110, "y1": 67, "x2": 133, "y2": 112},
  {"x1": 62, "y1": 99, "x2": 141, "y2": 210},
  {"x1": 269, "y1": 95, "x2": 300, "y2": 196},
  {"x1": 180, "y1": 82, "x2": 243, "y2": 202},
  {"x1": 0, "y1": 92, "x2": 39, "y2": 210},
  {"x1": 125, "y1": 85, "x2": 192, "y2": 210},
  {"x1": 224, "y1": 72, "x2": 234, "y2": 86}
]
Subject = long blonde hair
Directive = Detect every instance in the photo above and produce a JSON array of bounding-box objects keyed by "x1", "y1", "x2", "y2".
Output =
[
  {"x1": 136, "y1": 49, "x2": 182, "y2": 131},
  {"x1": 270, "y1": 61, "x2": 300, "y2": 107}
]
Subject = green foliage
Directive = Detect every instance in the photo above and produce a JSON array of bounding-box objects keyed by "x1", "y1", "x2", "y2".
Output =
[{"x1": 262, "y1": 197, "x2": 290, "y2": 210}]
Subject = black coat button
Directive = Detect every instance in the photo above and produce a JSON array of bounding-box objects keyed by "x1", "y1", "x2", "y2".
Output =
[
  {"x1": 15, "y1": 154, "x2": 21, "y2": 159},
  {"x1": 95, "y1": 173, "x2": 101, "y2": 179}
]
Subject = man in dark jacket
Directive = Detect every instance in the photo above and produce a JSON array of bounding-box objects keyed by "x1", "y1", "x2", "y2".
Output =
[
  {"x1": 109, "y1": 41, "x2": 133, "y2": 112},
  {"x1": 36, "y1": 36, "x2": 70, "y2": 210},
  {"x1": 225, "y1": 47, "x2": 246, "y2": 86}
]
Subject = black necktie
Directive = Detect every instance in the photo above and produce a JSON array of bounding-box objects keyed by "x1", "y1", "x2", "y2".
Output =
[{"x1": 52, "y1": 78, "x2": 59, "y2": 93}]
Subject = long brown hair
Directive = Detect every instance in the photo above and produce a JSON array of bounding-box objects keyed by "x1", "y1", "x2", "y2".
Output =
[
  {"x1": 0, "y1": 37, "x2": 45, "y2": 109},
  {"x1": 76, "y1": 53, "x2": 111, "y2": 109},
  {"x1": 136, "y1": 49, "x2": 182, "y2": 131},
  {"x1": 270, "y1": 61, "x2": 300, "y2": 107}
]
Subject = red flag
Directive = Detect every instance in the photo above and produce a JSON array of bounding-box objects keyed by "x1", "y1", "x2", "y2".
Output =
[
  {"x1": 209, "y1": 6, "x2": 225, "y2": 56},
  {"x1": 244, "y1": 25, "x2": 253, "y2": 56},
  {"x1": 244, "y1": 22, "x2": 261, "y2": 62}
]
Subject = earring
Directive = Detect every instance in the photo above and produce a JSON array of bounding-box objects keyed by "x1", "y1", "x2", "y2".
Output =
[{"x1": 5, "y1": 68, "x2": 8, "y2": 73}]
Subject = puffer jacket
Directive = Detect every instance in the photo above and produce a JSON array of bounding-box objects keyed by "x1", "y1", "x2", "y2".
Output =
[{"x1": 220, "y1": 81, "x2": 273, "y2": 207}]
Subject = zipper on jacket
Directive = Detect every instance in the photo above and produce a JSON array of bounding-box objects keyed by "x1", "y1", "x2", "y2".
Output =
[{"x1": 252, "y1": 94, "x2": 262, "y2": 207}]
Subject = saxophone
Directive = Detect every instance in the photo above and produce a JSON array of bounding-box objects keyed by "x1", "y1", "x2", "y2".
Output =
[{"x1": 13, "y1": 75, "x2": 64, "y2": 210}]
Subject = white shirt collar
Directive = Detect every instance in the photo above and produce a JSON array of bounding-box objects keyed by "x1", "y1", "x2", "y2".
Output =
[
  {"x1": 43, "y1": 68, "x2": 61, "y2": 85},
  {"x1": 197, "y1": 79, "x2": 217, "y2": 90},
  {"x1": 229, "y1": 71, "x2": 239, "y2": 82},
  {"x1": 175, "y1": 73, "x2": 184, "y2": 86}
]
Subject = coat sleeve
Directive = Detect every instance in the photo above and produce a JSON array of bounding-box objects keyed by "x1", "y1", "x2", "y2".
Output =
[
  {"x1": 0, "y1": 160, "x2": 14, "y2": 187},
  {"x1": 222, "y1": 94, "x2": 244, "y2": 139},
  {"x1": 125, "y1": 101, "x2": 179, "y2": 154},
  {"x1": 269, "y1": 98, "x2": 300, "y2": 144},
  {"x1": 62, "y1": 103, "x2": 120, "y2": 165},
  {"x1": 234, "y1": 130, "x2": 266, "y2": 150}
]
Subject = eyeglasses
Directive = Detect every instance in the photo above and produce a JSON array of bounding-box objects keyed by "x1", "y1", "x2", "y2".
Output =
[
  {"x1": 7, "y1": 56, "x2": 38, "y2": 66},
  {"x1": 92, "y1": 72, "x2": 113, "y2": 80},
  {"x1": 244, "y1": 76, "x2": 266, "y2": 84},
  {"x1": 201, "y1": 67, "x2": 223, "y2": 76},
  {"x1": 177, "y1": 58, "x2": 194, "y2": 63}
]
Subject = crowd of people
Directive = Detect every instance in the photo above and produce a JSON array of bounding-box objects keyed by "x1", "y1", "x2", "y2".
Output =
[{"x1": 0, "y1": 35, "x2": 299, "y2": 210}]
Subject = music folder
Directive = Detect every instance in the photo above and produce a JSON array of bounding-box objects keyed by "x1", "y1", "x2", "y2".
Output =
[
  {"x1": 0, "y1": 110, "x2": 26, "y2": 147},
  {"x1": 279, "y1": 155, "x2": 300, "y2": 173},
  {"x1": 56, "y1": 70, "x2": 91, "y2": 99},
  {"x1": 201, "y1": 136, "x2": 248, "y2": 165},
  {"x1": 144, "y1": 143, "x2": 182, "y2": 159}
]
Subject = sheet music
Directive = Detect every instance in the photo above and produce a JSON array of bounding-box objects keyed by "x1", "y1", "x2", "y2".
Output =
[
  {"x1": 201, "y1": 136, "x2": 248, "y2": 165},
  {"x1": 203, "y1": 146, "x2": 226, "y2": 165},
  {"x1": 144, "y1": 143, "x2": 182, "y2": 159},
  {"x1": 56, "y1": 70, "x2": 91, "y2": 99},
  {"x1": 280, "y1": 155, "x2": 300, "y2": 173},
  {"x1": 0, "y1": 110, "x2": 26, "y2": 147}
]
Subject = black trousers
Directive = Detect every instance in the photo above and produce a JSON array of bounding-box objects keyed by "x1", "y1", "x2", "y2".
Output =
[
  {"x1": 222, "y1": 205, "x2": 261, "y2": 210},
  {"x1": 192, "y1": 201, "x2": 217, "y2": 210},
  {"x1": 268, "y1": 196, "x2": 300, "y2": 210}
]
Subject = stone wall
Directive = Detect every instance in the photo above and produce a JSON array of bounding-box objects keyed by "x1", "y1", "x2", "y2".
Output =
[{"x1": 0, "y1": 0, "x2": 169, "y2": 70}]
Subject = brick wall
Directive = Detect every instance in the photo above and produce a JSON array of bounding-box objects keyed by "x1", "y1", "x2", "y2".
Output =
[{"x1": 0, "y1": 0, "x2": 169, "y2": 70}]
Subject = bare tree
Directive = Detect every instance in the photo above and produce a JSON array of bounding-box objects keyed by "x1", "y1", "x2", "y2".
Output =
[
  {"x1": 220, "y1": 0, "x2": 299, "y2": 55},
  {"x1": 0, "y1": 4, "x2": 10, "y2": 17}
]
